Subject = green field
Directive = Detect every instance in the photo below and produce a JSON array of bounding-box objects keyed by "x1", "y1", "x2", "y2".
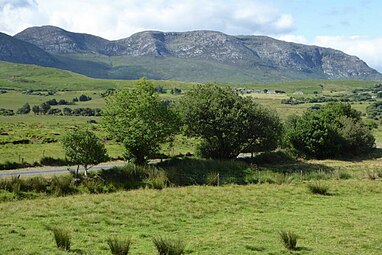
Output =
[
  {"x1": 0, "y1": 178, "x2": 381, "y2": 254},
  {"x1": 1, "y1": 66, "x2": 382, "y2": 165}
]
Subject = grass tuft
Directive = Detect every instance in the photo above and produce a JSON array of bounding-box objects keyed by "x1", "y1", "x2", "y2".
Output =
[
  {"x1": 52, "y1": 227, "x2": 71, "y2": 251},
  {"x1": 279, "y1": 230, "x2": 298, "y2": 250},
  {"x1": 107, "y1": 237, "x2": 132, "y2": 255},
  {"x1": 153, "y1": 236, "x2": 186, "y2": 255},
  {"x1": 307, "y1": 182, "x2": 330, "y2": 195}
]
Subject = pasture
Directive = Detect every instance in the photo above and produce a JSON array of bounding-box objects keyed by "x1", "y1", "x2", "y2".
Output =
[{"x1": 0, "y1": 177, "x2": 381, "y2": 254}]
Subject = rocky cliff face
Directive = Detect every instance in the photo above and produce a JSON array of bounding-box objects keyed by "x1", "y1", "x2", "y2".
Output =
[
  {"x1": 11, "y1": 26, "x2": 382, "y2": 81},
  {"x1": 0, "y1": 32, "x2": 57, "y2": 66},
  {"x1": 15, "y1": 25, "x2": 125, "y2": 55}
]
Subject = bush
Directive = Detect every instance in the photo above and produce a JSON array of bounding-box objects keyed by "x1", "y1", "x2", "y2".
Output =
[
  {"x1": 107, "y1": 237, "x2": 132, "y2": 255},
  {"x1": 49, "y1": 175, "x2": 77, "y2": 196},
  {"x1": 81, "y1": 177, "x2": 106, "y2": 194},
  {"x1": 279, "y1": 230, "x2": 298, "y2": 250},
  {"x1": 97, "y1": 164, "x2": 150, "y2": 190},
  {"x1": 16, "y1": 103, "x2": 31, "y2": 114},
  {"x1": 26, "y1": 176, "x2": 48, "y2": 193},
  {"x1": 79, "y1": 94, "x2": 92, "y2": 101},
  {"x1": 158, "y1": 158, "x2": 250, "y2": 186},
  {"x1": 144, "y1": 170, "x2": 169, "y2": 190},
  {"x1": 153, "y1": 236, "x2": 186, "y2": 255},
  {"x1": 307, "y1": 182, "x2": 330, "y2": 195},
  {"x1": 52, "y1": 227, "x2": 71, "y2": 251},
  {"x1": 284, "y1": 102, "x2": 375, "y2": 159},
  {"x1": 338, "y1": 171, "x2": 352, "y2": 180}
]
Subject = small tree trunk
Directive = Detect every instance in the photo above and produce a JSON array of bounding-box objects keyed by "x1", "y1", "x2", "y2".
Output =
[
  {"x1": 84, "y1": 165, "x2": 88, "y2": 176},
  {"x1": 76, "y1": 165, "x2": 79, "y2": 177}
]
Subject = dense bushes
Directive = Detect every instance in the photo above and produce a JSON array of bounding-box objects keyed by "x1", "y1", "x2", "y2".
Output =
[
  {"x1": 284, "y1": 102, "x2": 375, "y2": 158},
  {"x1": 366, "y1": 101, "x2": 382, "y2": 119},
  {"x1": 0, "y1": 108, "x2": 14, "y2": 116}
]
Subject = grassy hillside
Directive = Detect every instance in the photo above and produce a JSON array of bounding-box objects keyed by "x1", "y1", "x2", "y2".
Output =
[
  {"x1": 0, "y1": 61, "x2": 191, "y2": 91},
  {"x1": 0, "y1": 60, "x2": 378, "y2": 93},
  {"x1": 0, "y1": 180, "x2": 381, "y2": 254},
  {"x1": 57, "y1": 53, "x2": 328, "y2": 83}
]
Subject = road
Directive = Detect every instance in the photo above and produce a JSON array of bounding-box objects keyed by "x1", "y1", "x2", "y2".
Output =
[{"x1": 0, "y1": 161, "x2": 126, "y2": 177}]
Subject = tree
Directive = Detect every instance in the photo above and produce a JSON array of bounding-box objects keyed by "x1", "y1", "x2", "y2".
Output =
[
  {"x1": 284, "y1": 102, "x2": 375, "y2": 158},
  {"x1": 16, "y1": 103, "x2": 31, "y2": 114},
  {"x1": 102, "y1": 78, "x2": 180, "y2": 164},
  {"x1": 178, "y1": 84, "x2": 282, "y2": 159},
  {"x1": 240, "y1": 98, "x2": 283, "y2": 157},
  {"x1": 62, "y1": 130, "x2": 108, "y2": 176}
]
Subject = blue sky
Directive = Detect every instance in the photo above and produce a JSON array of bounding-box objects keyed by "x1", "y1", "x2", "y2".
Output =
[
  {"x1": 0, "y1": 0, "x2": 381, "y2": 71},
  {"x1": 272, "y1": 0, "x2": 381, "y2": 39}
]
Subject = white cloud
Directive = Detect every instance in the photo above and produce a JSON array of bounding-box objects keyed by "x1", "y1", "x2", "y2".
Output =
[
  {"x1": 0, "y1": 0, "x2": 294, "y2": 39},
  {"x1": 278, "y1": 34, "x2": 308, "y2": 44}
]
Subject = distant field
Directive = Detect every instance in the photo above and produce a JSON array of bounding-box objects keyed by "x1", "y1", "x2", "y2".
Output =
[
  {"x1": 1, "y1": 89, "x2": 382, "y2": 165},
  {"x1": 0, "y1": 60, "x2": 381, "y2": 165},
  {"x1": 0, "y1": 179, "x2": 381, "y2": 254}
]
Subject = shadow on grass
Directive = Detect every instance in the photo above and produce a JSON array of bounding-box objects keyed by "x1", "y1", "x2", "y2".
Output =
[
  {"x1": 239, "y1": 151, "x2": 334, "y2": 174},
  {"x1": 157, "y1": 151, "x2": 334, "y2": 186},
  {"x1": 337, "y1": 147, "x2": 382, "y2": 162}
]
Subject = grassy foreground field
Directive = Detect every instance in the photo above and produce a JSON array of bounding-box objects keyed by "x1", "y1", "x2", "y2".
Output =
[{"x1": 0, "y1": 179, "x2": 381, "y2": 254}]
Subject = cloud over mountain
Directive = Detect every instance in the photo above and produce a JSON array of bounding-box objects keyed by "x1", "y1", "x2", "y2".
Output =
[{"x1": 0, "y1": 0, "x2": 294, "y2": 39}]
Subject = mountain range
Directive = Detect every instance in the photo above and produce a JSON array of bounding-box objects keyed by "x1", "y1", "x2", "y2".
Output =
[{"x1": 0, "y1": 25, "x2": 380, "y2": 82}]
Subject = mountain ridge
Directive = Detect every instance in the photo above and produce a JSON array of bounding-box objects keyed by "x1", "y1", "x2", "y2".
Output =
[{"x1": 2, "y1": 25, "x2": 380, "y2": 82}]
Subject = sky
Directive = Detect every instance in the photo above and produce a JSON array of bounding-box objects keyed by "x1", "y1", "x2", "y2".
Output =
[{"x1": 1, "y1": 0, "x2": 381, "y2": 72}]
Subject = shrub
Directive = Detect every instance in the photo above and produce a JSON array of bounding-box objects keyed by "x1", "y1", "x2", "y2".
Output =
[
  {"x1": 16, "y1": 103, "x2": 31, "y2": 114},
  {"x1": 52, "y1": 227, "x2": 71, "y2": 251},
  {"x1": 49, "y1": 175, "x2": 77, "y2": 196},
  {"x1": 144, "y1": 169, "x2": 169, "y2": 190},
  {"x1": 153, "y1": 236, "x2": 186, "y2": 255},
  {"x1": 107, "y1": 237, "x2": 132, "y2": 255},
  {"x1": 159, "y1": 158, "x2": 249, "y2": 186},
  {"x1": 205, "y1": 171, "x2": 220, "y2": 186},
  {"x1": 284, "y1": 102, "x2": 375, "y2": 159},
  {"x1": 98, "y1": 164, "x2": 149, "y2": 190},
  {"x1": 338, "y1": 171, "x2": 352, "y2": 180},
  {"x1": 81, "y1": 177, "x2": 106, "y2": 194},
  {"x1": 27, "y1": 176, "x2": 48, "y2": 193},
  {"x1": 366, "y1": 170, "x2": 382, "y2": 180},
  {"x1": 307, "y1": 182, "x2": 330, "y2": 195},
  {"x1": 279, "y1": 230, "x2": 298, "y2": 250}
]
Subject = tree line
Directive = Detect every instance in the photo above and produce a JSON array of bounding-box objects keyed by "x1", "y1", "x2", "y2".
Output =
[{"x1": 63, "y1": 78, "x2": 376, "y2": 169}]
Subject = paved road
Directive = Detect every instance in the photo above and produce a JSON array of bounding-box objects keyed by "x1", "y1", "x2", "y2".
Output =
[{"x1": 0, "y1": 161, "x2": 126, "y2": 177}]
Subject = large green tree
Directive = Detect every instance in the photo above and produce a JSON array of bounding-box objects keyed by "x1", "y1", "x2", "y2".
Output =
[
  {"x1": 284, "y1": 102, "x2": 375, "y2": 159},
  {"x1": 102, "y1": 78, "x2": 179, "y2": 164},
  {"x1": 178, "y1": 84, "x2": 282, "y2": 159},
  {"x1": 62, "y1": 130, "x2": 108, "y2": 176}
]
